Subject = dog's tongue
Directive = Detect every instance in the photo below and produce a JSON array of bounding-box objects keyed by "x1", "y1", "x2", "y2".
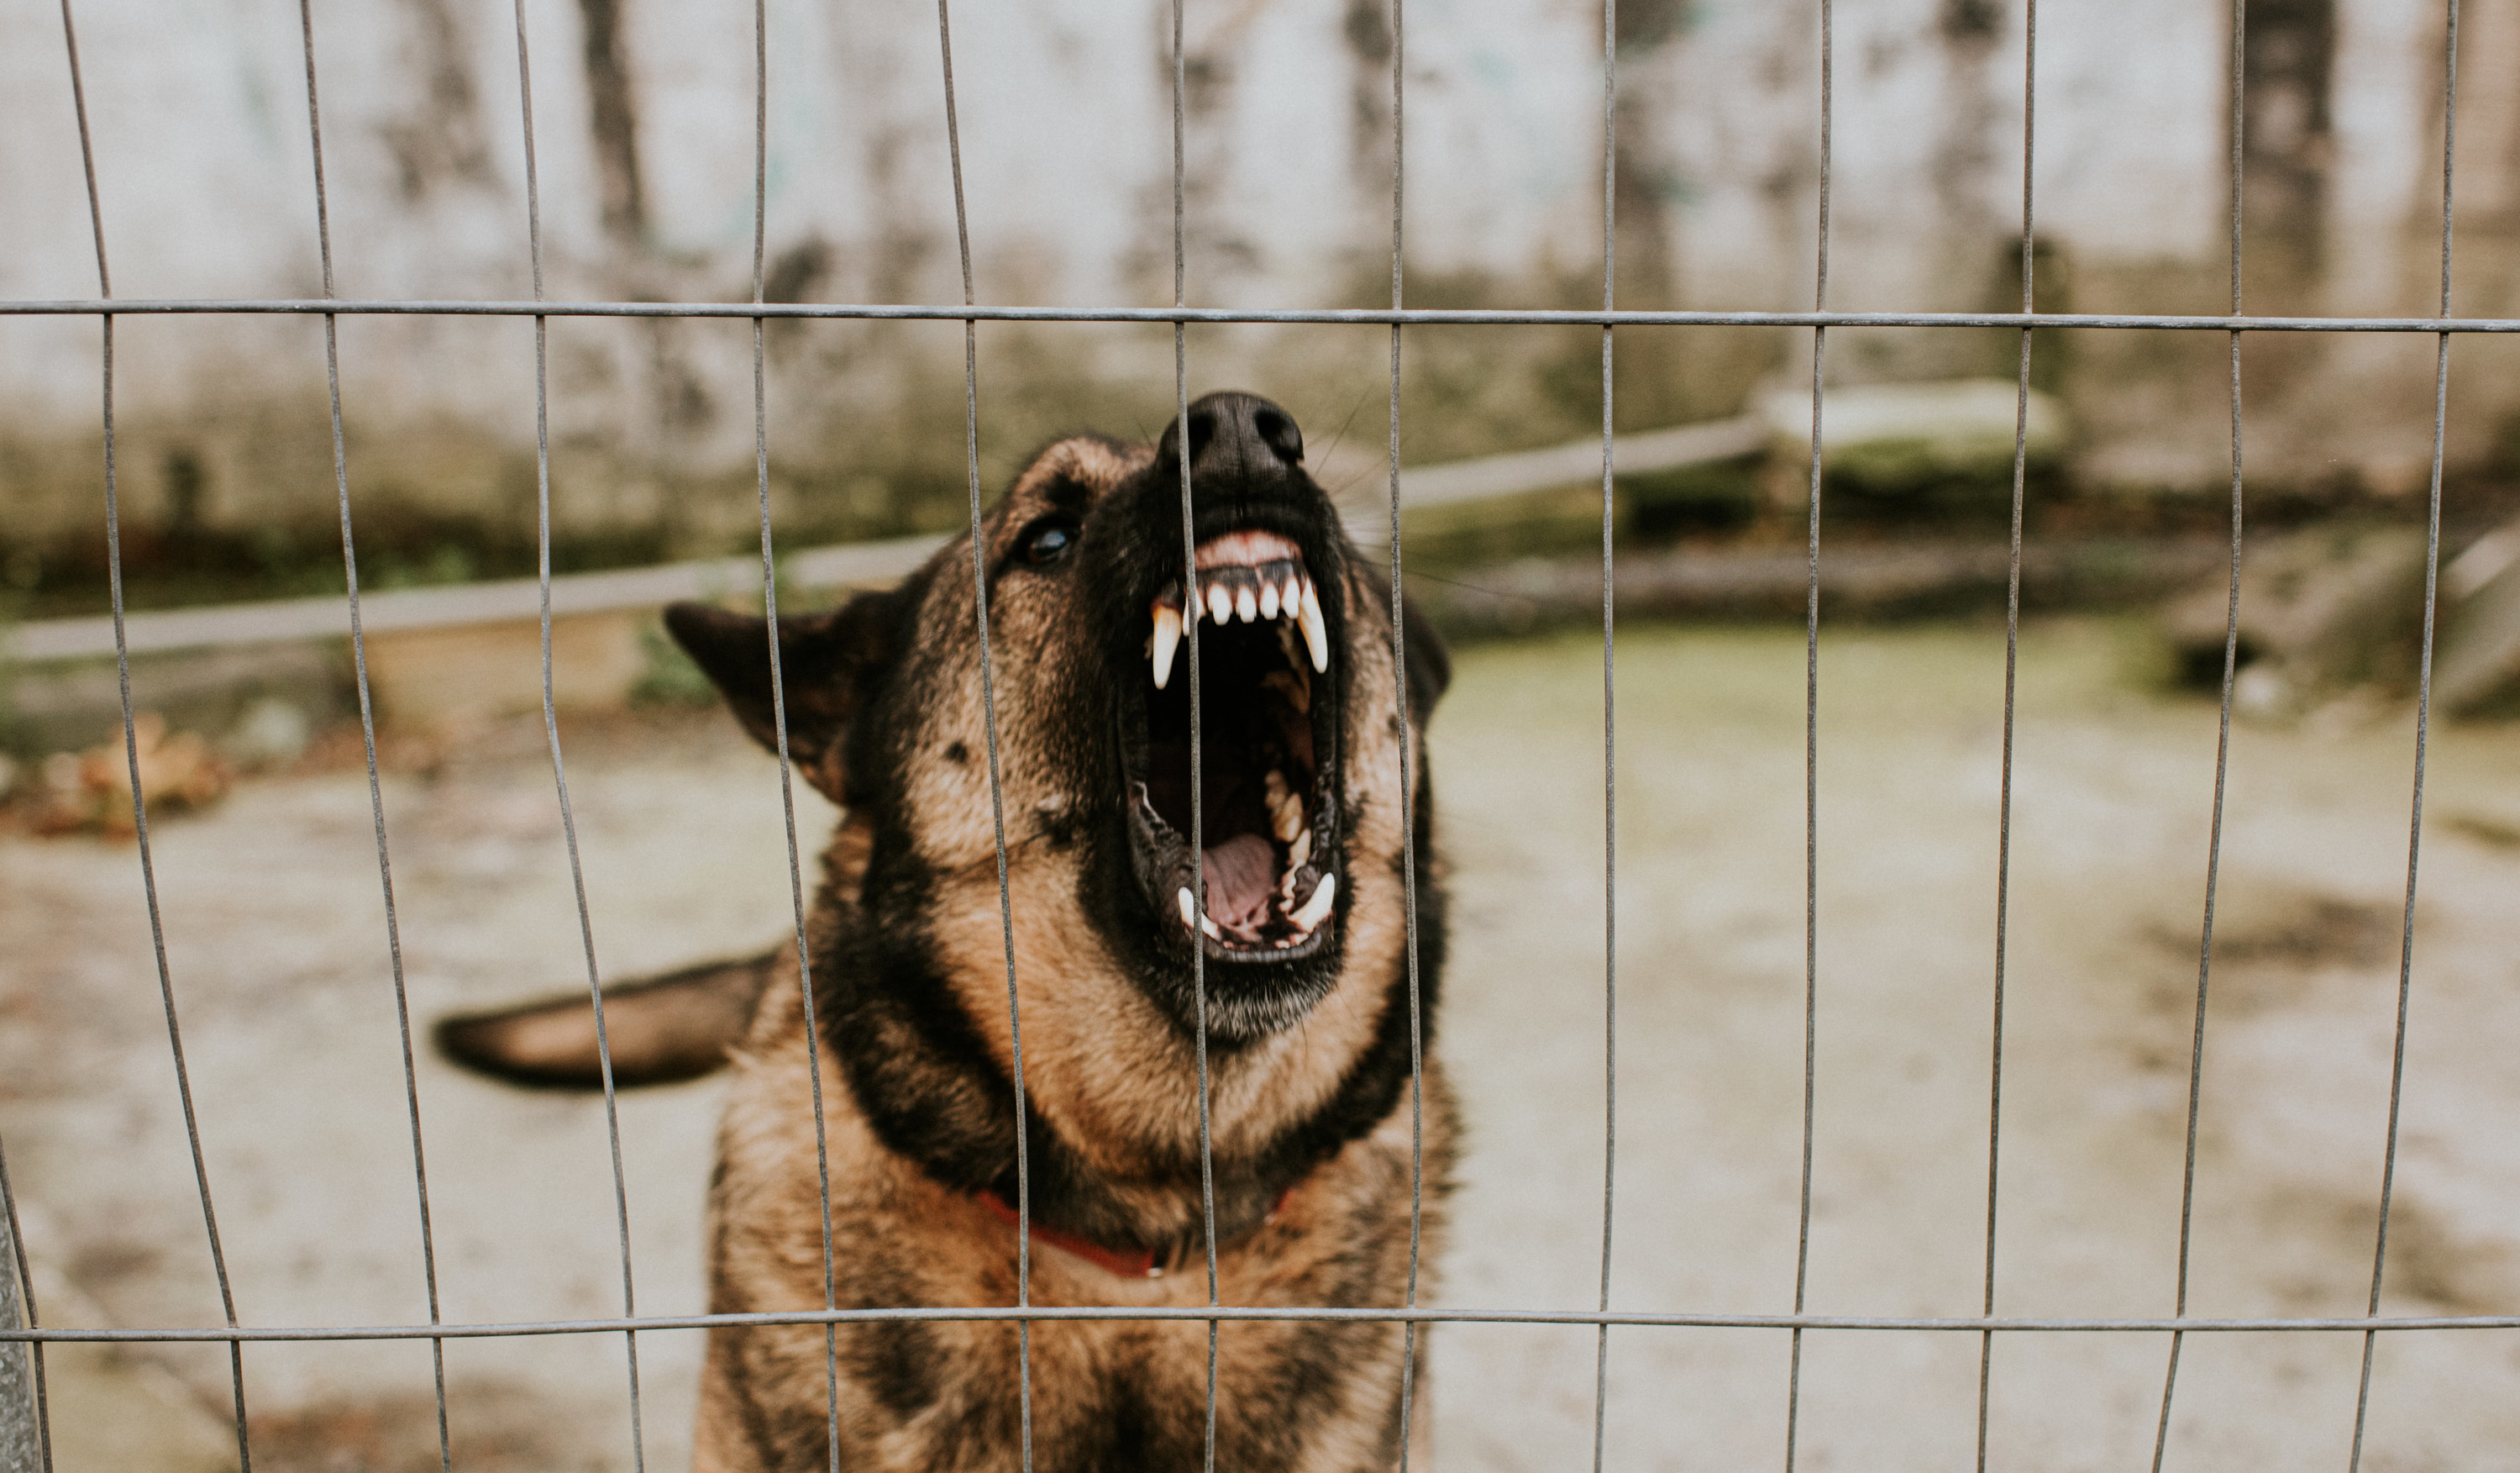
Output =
[{"x1": 1201, "y1": 834, "x2": 1276, "y2": 940}]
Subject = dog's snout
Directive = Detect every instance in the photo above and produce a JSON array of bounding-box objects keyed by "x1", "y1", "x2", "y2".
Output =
[{"x1": 1160, "y1": 392, "x2": 1305, "y2": 489}]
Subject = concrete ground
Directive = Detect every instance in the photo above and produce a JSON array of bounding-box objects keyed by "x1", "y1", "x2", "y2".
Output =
[{"x1": 3, "y1": 618, "x2": 2517, "y2": 1472}]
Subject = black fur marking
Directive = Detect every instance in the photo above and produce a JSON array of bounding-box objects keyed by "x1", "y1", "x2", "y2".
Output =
[
  {"x1": 1070, "y1": 1375, "x2": 1176, "y2": 1473},
  {"x1": 843, "y1": 1318, "x2": 941, "y2": 1419}
]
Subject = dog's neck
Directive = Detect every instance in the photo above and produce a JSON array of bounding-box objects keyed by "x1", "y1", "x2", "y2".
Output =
[{"x1": 808, "y1": 808, "x2": 1434, "y2": 1255}]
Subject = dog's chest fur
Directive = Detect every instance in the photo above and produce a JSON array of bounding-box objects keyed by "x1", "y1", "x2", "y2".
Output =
[{"x1": 696, "y1": 956, "x2": 1455, "y2": 1473}]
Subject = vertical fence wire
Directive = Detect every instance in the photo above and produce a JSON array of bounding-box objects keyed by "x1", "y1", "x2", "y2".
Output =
[
  {"x1": 2149, "y1": 4, "x2": 2253, "y2": 1465},
  {"x1": 1782, "y1": 0, "x2": 1832, "y2": 1466},
  {"x1": 1974, "y1": 3, "x2": 2038, "y2": 1468},
  {"x1": 285, "y1": 2, "x2": 456, "y2": 1465},
  {"x1": 735, "y1": 0, "x2": 851, "y2": 1463},
  {"x1": 55, "y1": 1, "x2": 257, "y2": 1465},
  {"x1": 1589, "y1": 0, "x2": 1621, "y2": 1468},
  {"x1": 1168, "y1": 0, "x2": 1226, "y2": 1461},
  {"x1": 1382, "y1": 0, "x2": 1432, "y2": 1459},
  {"x1": 489, "y1": 0, "x2": 650, "y2": 1458},
  {"x1": 500, "y1": 4, "x2": 649, "y2": 1463},
  {"x1": 926, "y1": 3, "x2": 1041, "y2": 1467},
  {"x1": 2348, "y1": 3, "x2": 2461, "y2": 1465},
  {"x1": 0, "y1": 1130, "x2": 54, "y2": 1473}
]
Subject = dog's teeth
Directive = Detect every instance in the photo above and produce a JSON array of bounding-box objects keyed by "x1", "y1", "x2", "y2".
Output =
[
  {"x1": 1284, "y1": 575, "x2": 1303, "y2": 613},
  {"x1": 1298, "y1": 581, "x2": 1329, "y2": 673},
  {"x1": 1178, "y1": 886, "x2": 1196, "y2": 930},
  {"x1": 1260, "y1": 581, "x2": 1280, "y2": 620},
  {"x1": 1236, "y1": 586, "x2": 1258, "y2": 623},
  {"x1": 1207, "y1": 582, "x2": 1232, "y2": 625},
  {"x1": 1200, "y1": 913, "x2": 1222, "y2": 940},
  {"x1": 1152, "y1": 603, "x2": 1182, "y2": 689},
  {"x1": 1289, "y1": 871, "x2": 1337, "y2": 931},
  {"x1": 1262, "y1": 769, "x2": 1302, "y2": 842},
  {"x1": 1288, "y1": 828, "x2": 1310, "y2": 869}
]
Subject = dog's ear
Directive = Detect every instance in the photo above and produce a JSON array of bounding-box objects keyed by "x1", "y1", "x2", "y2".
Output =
[
  {"x1": 1399, "y1": 591, "x2": 1452, "y2": 722},
  {"x1": 664, "y1": 589, "x2": 901, "y2": 801}
]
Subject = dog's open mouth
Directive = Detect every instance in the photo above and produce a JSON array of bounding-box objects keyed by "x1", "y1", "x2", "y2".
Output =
[{"x1": 1123, "y1": 529, "x2": 1340, "y2": 960}]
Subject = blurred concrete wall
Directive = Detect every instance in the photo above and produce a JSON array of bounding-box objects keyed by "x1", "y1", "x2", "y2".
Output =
[{"x1": 4, "y1": 0, "x2": 2519, "y2": 553}]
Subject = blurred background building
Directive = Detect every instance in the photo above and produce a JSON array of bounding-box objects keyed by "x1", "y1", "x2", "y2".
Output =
[{"x1": 3, "y1": 0, "x2": 2518, "y2": 597}]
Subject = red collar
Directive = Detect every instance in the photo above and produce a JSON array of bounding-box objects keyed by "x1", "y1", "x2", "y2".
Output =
[
  {"x1": 975, "y1": 1186, "x2": 1296, "y2": 1281},
  {"x1": 976, "y1": 1191, "x2": 1165, "y2": 1278}
]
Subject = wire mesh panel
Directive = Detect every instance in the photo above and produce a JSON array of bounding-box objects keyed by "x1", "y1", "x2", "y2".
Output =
[{"x1": 3, "y1": 0, "x2": 2513, "y2": 1470}]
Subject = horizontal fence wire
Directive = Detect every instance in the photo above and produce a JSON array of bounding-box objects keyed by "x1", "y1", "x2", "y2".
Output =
[
  {"x1": 7, "y1": 300, "x2": 2520, "y2": 331},
  {"x1": 7, "y1": 1309, "x2": 2520, "y2": 1343}
]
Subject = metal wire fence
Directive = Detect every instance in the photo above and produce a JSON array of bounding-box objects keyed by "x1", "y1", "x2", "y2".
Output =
[{"x1": 0, "y1": 0, "x2": 2508, "y2": 1471}]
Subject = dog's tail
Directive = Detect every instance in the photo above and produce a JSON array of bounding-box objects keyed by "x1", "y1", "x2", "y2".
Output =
[{"x1": 433, "y1": 947, "x2": 785, "y2": 1090}]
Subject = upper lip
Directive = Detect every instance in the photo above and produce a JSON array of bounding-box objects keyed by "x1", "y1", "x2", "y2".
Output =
[{"x1": 1151, "y1": 530, "x2": 1330, "y2": 690}]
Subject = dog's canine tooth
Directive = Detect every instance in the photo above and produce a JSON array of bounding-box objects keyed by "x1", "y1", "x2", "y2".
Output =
[
  {"x1": 1297, "y1": 580, "x2": 1329, "y2": 673},
  {"x1": 1289, "y1": 871, "x2": 1337, "y2": 931},
  {"x1": 1152, "y1": 603, "x2": 1182, "y2": 689},
  {"x1": 1288, "y1": 828, "x2": 1310, "y2": 870},
  {"x1": 1200, "y1": 913, "x2": 1223, "y2": 941},
  {"x1": 1177, "y1": 886, "x2": 1196, "y2": 929},
  {"x1": 1207, "y1": 582, "x2": 1232, "y2": 625},
  {"x1": 1260, "y1": 581, "x2": 1281, "y2": 620},
  {"x1": 1236, "y1": 586, "x2": 1258, "y2": 623}
]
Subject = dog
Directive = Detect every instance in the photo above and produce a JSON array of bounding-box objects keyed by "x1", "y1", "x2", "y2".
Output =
[{"x1": 437, "y1": 392, "x2": 1456, "y2": 1472}]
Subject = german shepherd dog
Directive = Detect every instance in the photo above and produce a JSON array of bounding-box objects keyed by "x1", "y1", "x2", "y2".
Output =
[{"x1": 438, "y1": 392, "x2": 1457, "y2": 1472}]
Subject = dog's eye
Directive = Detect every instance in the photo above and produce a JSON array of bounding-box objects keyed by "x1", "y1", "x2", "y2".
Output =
[{"x1": 1016, "y1": 515, "x2": 1080, "y2": 568}]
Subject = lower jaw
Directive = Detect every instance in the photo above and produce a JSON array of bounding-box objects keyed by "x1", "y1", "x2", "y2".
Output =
[{"x1": 1128, "y1": 817, "x2": 1340, "y2": 965}]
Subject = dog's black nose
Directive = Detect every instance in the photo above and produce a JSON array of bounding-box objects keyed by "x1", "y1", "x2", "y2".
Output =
[{"x1": 1159, "y1": 392, "x2": 1304, "y2": 486}]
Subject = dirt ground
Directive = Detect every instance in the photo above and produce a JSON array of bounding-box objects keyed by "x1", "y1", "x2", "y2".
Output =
[{"x1": 3, "y1": 617, "x2": 2517, "y2": 1472}]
